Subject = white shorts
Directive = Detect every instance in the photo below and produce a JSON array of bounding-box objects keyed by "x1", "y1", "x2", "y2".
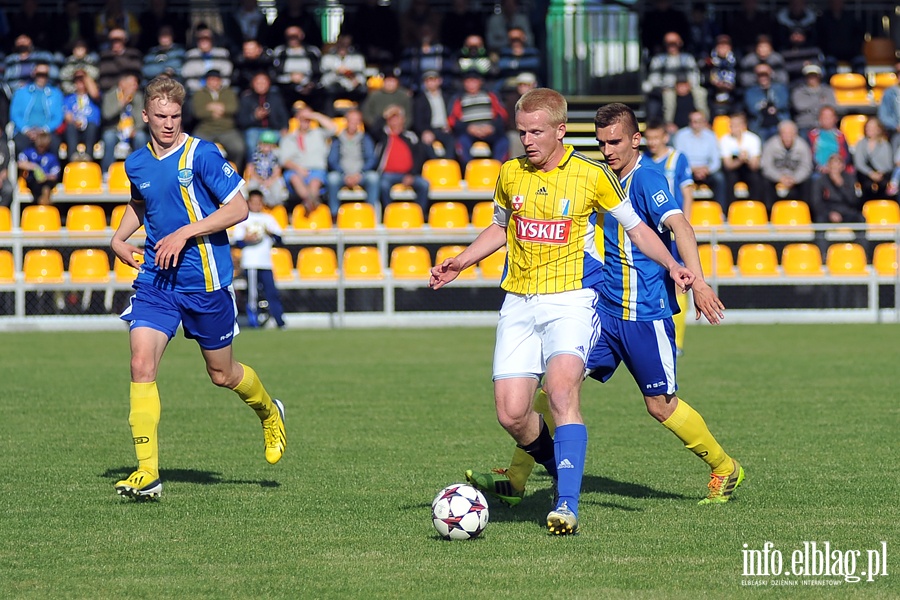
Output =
[{"x1": 493, "y1": 288, "x2": 600, "y2": 381}]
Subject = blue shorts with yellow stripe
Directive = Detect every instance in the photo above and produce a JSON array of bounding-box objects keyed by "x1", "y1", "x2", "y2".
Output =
[{"x1": 586, "y1": 311, "x2": 678, "y2": 396}]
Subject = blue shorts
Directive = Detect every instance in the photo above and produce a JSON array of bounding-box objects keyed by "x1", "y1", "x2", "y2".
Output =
[
  {"x1": 284, "y1": 169, "x2": 326, "y2": 187},
  {"x1": 120, "y1": 283, "x2": 239, "y2": 350},
  {"x1": 586, "y1": 312, "x2": 678, "y2": 396}
]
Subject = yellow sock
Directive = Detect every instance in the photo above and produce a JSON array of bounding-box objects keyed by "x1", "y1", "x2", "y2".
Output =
[
  {"x1": 674, "y1": 292, "x2": 688, "y2": 352},
  {"x1": 661, "y1": 397, "x2": 732, "y2": 475},
  {"x1": 233, "y1": 363, "x2": 275, "y2": 420},
  {"x1": 504, "y1": 390, "x2": 557, "y2": 491},
  {"x1": 129, "y1": 382, "x2": 160, "y2": 478}
]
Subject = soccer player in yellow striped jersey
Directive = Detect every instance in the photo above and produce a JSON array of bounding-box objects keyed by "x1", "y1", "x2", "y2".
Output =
[
  {"x1": 430, "y1": 89, "x2": 696, "y2": 534},
  {"x1": 110, "y1": 76, "x2": 286, "y2": 501}
]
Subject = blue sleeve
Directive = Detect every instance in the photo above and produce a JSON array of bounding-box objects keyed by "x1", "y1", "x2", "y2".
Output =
[
  {"x1": 675, "y1": 154, "x2": 693, "y2": 194},
  {"x1": 197, "y1": 141, "x2": 245, "y2": 204},
  {"x1": 47, "y1": 89, "x2": 65, "y2": 132},
  {"x1": 634, "y1": 169, "x2": 679, "y2": 231}
]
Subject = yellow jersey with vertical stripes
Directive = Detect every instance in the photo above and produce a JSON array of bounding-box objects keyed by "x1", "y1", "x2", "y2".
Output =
[
  {"x1": 495, "y1": 145, "x2": 627, "y2": 294},
  {"x1": 126, "y1": 134, "x2": 246, "y2": 292}
]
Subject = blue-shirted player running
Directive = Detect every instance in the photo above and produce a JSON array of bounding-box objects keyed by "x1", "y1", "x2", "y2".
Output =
[
  {"x1": 110, "y1": 76, "x2": 286, "y2": 501},
  {"x1": 467, "y1": 104, "x2": 743, "y2": 521}
]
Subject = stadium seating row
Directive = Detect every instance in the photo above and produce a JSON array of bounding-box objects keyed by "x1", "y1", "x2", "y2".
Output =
[
  {"x1": 711, "y1": 113, "x2": 873, "y2": 148},
  {"x1": 701, "y1": 242, "x2": 899, "y2": 278},
  {"x1": 689, "y1": 199, "x2": 900, "y2": 229}
]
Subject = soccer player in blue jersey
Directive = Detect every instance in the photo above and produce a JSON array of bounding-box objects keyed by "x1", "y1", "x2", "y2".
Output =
[
  {"x1": 110, "y1": 76, "x2": 286, "y2": 501},
  {"x1": 467, "y1": 103, "x2": 744, "y2": 517}
]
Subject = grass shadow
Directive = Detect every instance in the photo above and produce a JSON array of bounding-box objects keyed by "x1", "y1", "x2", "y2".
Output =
[
  {"x1": 580, "y1": 474, "x2": 689, "y2": 500},
  {"x1": 102, "y1": 466, "x2": 280, "y2": 488}
]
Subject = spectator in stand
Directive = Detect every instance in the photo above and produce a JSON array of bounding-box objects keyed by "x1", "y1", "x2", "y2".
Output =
[
  {"x1": 775, "y1": 0, "x2": 817, "y2": 51},
  {"x1": 279, "y1": 101, "x2": 336, "y2": 213},
  {"x1": 811, "y1": 154, "x2": 863, "y2": 224},
  {"x1": 4, "y1": 34, "x2": 62, "y2": 93},
  {"x1": 60, "y1": 39, "x2": 100, "y2": 95},
  {"x1": 722, "y1": 0, "x2": 773, "y2": 57},
  {"x1": 412, "y1": 70, "x2": 457, "y2": 160},
  {"x1": 780, "y1": 28, "x2": 824, "y2": 86},
  {"x1": 0, "y1": 132, "x2": 14, "y2": 208},
  {"x1": 502, "y1": 71, "x2": 537, "y2": 158},
  {"x1": 448, "y1": 70, "x2": 509, "y2": 167},
  {"x1": 441, "y1": 0, "x2": 485, "y2": 54},
  {"x1": 744, "y1": 63, "x2": 790, "y2": 142},
  {"x1": 496, "y1": 27, "x2": 542, "y2": 93},
  {"x1": 760, "y1": 119, "x2": 813, "y2": 213},
  {"x1": 685, "y1": 2, "x2": 718, "y2": 60},
  {"x1": 326, "y1": 108, "x2": 380, "y2": 215},
  {"x1": 94, "y1": 0, "x2": 140, "y2": 46},
  {"x1": 643, "y1": 32, "x2": 702, "y2": 122},
  {"x1": 62, "y1": 69, "x2": 101, "y2": 161},
  {"x1": 244, "y1": 130, "x2": 290, "y2": 208},
  {"x1": 273, "y1": 25, "x2": 321, "y2": 110},
  {"x1": 399, "y1": 24, "x2": 452, "y2": 95},
  {"x1": 10, "y1": 0, "x2": 57, "y2": 53},
  {"x1": 808, "y1": 105, "x2": 850, "y2": 175},
  {"x1": 191, "y1": 69, "x2": 245, "y2": 169},
  {"x1": 705, "y1": 34, "x2": 738, "y2": 118},
  {"x1": 719, "y1": 112, "x2": 762, "y2": 208},
  {"x1": 454, "y1": 35, "x2": 495, "y2": 90},
  {"x1": 817, "y1": 0, "x2": 866, "y2": 77},
  {"x1": 341, "y1": 0, "x2": 400, "y2": 71},
  {"x1": 182, "y1": 26, "x2": 233, "y2": 94},
  {"x1": 232, "y1": 38, "x2": 276, "y2": 93},
  {"x1": 137, "y1": 0, "x2": 188, "y2": 54},
  {"x1": 486, "y1": 0, "x2": 534, "y2": 54},
  {"x1": 791, "y1": 65, "x2": 836, "y2": 140},
  {"x1": 237, "y1": 71, "x2": 290, "y2": 157},
  {"x1": 373, "y1": 105, "x2": 430, "y2": 212},
  {"x1": 17, "y1": 130, "x2": 60, "y2": 205},
  {"x1": 663, "y1": 75, "x2": 708, "y2": 131},
  {"x1": 269, "y1": 0, "x2": 323, "y2": 49},
  {"x1": 673, "y1": 110, "x2": 726, "y2": 206},
  {"x1": 640, "y1": 0, "x2": 691, "y2": 58},
  {"x1": 876, "y1": 63, "x2": 900, "y2": 151},
  {"x1": 739, "y1": 35, "x2": 788, "y2": 90},
  {"x1": 10, "y1": 63, "x2": 64, "y2": 155},
  {"x1": 58, "y1": 0, "x2": 97, "y2": 54},
  {"x1": 97, "y1": 28, "x2": 143, "y2": 92},
  {"x1": 400, "y1": 0, "x2": 443, "y2": 48},
  {"x1": 141, "y1": 25, "x2": 185, "y2": 85},
  {"x1": 361, "y1": 71, "x2": 412, "y2": 132},
  {"x1": 318, "y1": 33, "x2": 368, "y2": 114},
  {"x1": 100, "y1": 71, "x2": 147, "y2": 171},
  {"x1": 853, "y1": 117, "x2": 894, "y2": 202},
  {"x1": 222, "y1": 0, "x2": 271, "y2": 58}
]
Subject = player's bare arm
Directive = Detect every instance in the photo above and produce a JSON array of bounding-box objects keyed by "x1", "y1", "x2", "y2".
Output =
[
  {"x1": 155, "y1": 193, "x2": 249, "y2": 269},
  {"x1": 665, "y1": 213, "x2": 726, "y2": 324},
  {"x1": 110, "y1": 199, "x2": 145, "y2": 269},
  {"x1": 624, "y1": 220, "x2": 695, "y2": 291},
  {"x1": 430, "y1": 223, "x2": 506, "y2": 290}
]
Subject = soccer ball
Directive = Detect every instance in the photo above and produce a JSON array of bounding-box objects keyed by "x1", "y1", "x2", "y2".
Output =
[{"x1": 431, "y1": 483, "x2": 489, "y2": 540}]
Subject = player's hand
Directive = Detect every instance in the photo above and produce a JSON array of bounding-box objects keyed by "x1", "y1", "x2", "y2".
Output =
[
  {"x1": 668, "y1": 265, "x2": 695, "y2": 292},
  {"x1": 429, "y1": 257, "x2": 462, "y2": 290},
  {"x1": 154, "y1": 228, "x2": 190, "y2": 269},
  {"x1": 691, "y1": 280, "x2": 725, "y2": 324},
  {"x1": 111, "y1": 238, "x2": 144, "y2": 269}
]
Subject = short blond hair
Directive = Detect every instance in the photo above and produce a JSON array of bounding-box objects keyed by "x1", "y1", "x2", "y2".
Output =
[
  {"x1": 144, "y1": 75, "x2": 186, "y2": 110},
  {"x1": 515, "y1": 88, "x2": 567, "y2": 127}
]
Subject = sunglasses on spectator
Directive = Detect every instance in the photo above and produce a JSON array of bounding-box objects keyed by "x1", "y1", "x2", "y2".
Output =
[{"x1": 34, "y1": 71, "x2": 49, "y2": 77}]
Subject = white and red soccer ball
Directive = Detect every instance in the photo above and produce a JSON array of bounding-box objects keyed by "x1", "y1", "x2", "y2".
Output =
[{"x1": 431, "y1": 483, "x2": 489, "y2": 540}]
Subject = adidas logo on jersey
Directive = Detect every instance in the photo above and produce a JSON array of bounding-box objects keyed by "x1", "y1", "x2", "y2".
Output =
[
  {"x1": 536, "y1": 186, "x2": 548, "y2": 195},
  {"x1": 558, "y1": 458, "x2": 575, "y2": 469}
]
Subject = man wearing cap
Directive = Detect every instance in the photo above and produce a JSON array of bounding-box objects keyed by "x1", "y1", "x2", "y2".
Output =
[
  {"x1": 706, "y1": 34, "x2": 737, "y2": 116},
  {"x1": 191, "y1": 68, "x2": 245, "y2": 169},
  {"x1": 279, "y1": 101, "x2": 336, "y2": 213},
  {"x1": 412, "y1": 70, "x2": 456, "y2": 160},
  {"x1": 447, "y1": 70, "x2": 509, "y2": 166},
  {"x1": 791, "y1": 63, "x2": 836, "y2": 139},
  {"x1": 373, "y1": 104, "x2": 430, "y2": 211}
]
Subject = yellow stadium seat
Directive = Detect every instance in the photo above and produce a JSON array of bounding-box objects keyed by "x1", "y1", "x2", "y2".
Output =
[
  {"x1": 114, "y1": 254, "x2": 143, "y2": 283},
  {"x1": 436, "y1": 245, "x2": 476, "y2": 278},
  {"x1": 830, "y1": 73, "x2": 870, "y2": 106},
  {"x1": 781, "y1": 243, "x2": 824, "y2": 276},
  {"x1": 62, "y1": 161, "x2": 103, "y2": 194},
  {"x1": 366, "y1": 74, "x2": 384, "y2": 90},
  {"x1": 265, "y1": 204, "x2": 289, "y2": 229},
  {"x1": 297, "y1": 246, "x2": 338, "y2": 279},
  {"x1": 343, "y1": 246, "x2": 383, "y2": 278},
  {"x1": 465, "y1": 158, "x2": 502, "y2": 191},
  {"x1": 737, "y1": 243, "x2": 779, "y2": 276},
  {"x1": 872, "y1": 72, "x2": 898, "y2": 103},
  {"x1": 390, "y1": 245, "x2": 432, "y2": 279},
  {"x1": 0, "y1": 206, "x2": 11, "y2": 232},
  {"x1": 69, "y1": 248, "x2": 111, "y2": 283},
  {"x1": 390, "y1": 183, "x2": 414, "y2": 199},
  {"x1": 689, "y1": 200, "x2": 724, "y2": 228},
  {"x1": 110, "y1": 204, "x2": 127, "y2": 229},
  {"x1": 332, "y1": 98, "x2": 358, "y2": 114},
  {"x1": 21, "y1": 205, "x2": 61, "y2": 232},
  {"x1": 826, "y1": 243, "x2": 868, "y2": 276},
  {"x1": 839, "y1": 114, "x2": 868, "y2": 148},
  {"x1": 23, "y1": 249, "x2": 65, "y2": 283},
  {"x1": 697, "y1": 244, "x2": 735, "y2": 278},
  {"x1": 727, "y1": 200, "x2": 768, "y2": 227},
  {"x1": 479, "y1": 247, "x2": 507, "y2": 280},
  {"x1": 292, "y1": 204, "x2": 333, "y2": 229},
  {"x1": 382, "y1": 201, "x2": 424, "y2": 229},
  {"x1": 337, "y1": 202, "x2": 377, "y2": 229},
  {"x1": 422, "y1": 158, "x2": 462, "y2": 190},
  {"x1": 428, "y1": 201, "x2": 470, "y2": 228},
  {"x1": 771, "y1": 200, "x2": 812, "y2": 227},
  {"x1": 733, "y1": 181, "x2": 749, "y2": 199},
  {"x1": 270, "y1": 247, "x2": 295, "y2": 281},
  {"x1": 66, "y1": 204, "x2": 107, "y2": 232},
  {"x1": 469, "y1": 141, "x2": 491, "y2": 158},
  {"x1": 18, "y1": 176, "x2": 28, "y2": 194},
  {"x1": 712, "y1": 114, "x2": 731, "y2": 139},
  {"x1": 0, "y1": 250, "x2": 13, "y2": 283},
  {"x1": 862, "y1": 199, "x2": 900, "y2": 227},
  {"x1": 107, "y1": 161, "x2": 130, "y2": 194},
  {"x1": 331, "y1": 116, "x2": 348, "y2": 134},
  {"x1": 471, "y1": 201, "x2": 494, "y2": 228},
  {"x1": 873, "y1": 243, "x2": 898, "y2": 275}
]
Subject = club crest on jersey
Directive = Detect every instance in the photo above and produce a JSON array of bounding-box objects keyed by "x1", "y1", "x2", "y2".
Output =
[
  {"x1": 559, "y1": 198, "x2": 571, "y2": 216},
  {"x1": 222, "y1": 162, "x2": 235, "y2": 177},
  {"x1": 514, "y1": 215, "x2": 572, "y2": 244},
  {"x1": 512, "y1": 195, "x2": 524, "y2": 210},
  {"x1": 177, "y1": 168, "x2": 194, "y2": 187},
  {"x1": 652, "y1": 190, "x2": 668, "y2": 207}
]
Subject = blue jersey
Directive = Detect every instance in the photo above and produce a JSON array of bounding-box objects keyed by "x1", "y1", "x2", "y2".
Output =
[
  {"x1": 126, "y1": 135, "x2": 245, "y2": 292},
  {"x1": 644, "y1": 148, "x2": 692, "y2": 207},
  {"x1": 599, "y1": 156, "x2": 683, "y2": 321}
]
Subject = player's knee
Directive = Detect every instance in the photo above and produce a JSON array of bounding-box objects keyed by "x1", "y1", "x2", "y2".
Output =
[
  {"x1": 206, "y1": 365, "x2": 236, "y2": 388},
  {"x1": 645, "y1": 393, "x2": 677, "y2": 422},
  {"x1": 130, "y1": 355, "x2": 158, "y2": 382}
]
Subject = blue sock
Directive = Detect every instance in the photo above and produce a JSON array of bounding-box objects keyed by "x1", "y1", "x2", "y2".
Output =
[{"x1": 554, "y1": 423, "x2": 587, "y2": 516}]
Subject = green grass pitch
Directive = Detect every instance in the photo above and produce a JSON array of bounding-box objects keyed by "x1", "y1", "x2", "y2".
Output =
[{"x1": 0, "y1": 324, "x2": 897, "y2": 599}]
